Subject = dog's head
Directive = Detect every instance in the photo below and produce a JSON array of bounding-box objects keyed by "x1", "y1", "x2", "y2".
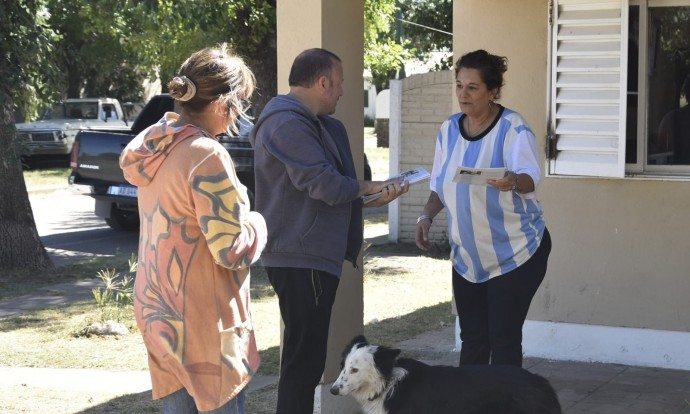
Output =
[{"x1": 330, "y1": 335, "x2": 401, "y2": 402}]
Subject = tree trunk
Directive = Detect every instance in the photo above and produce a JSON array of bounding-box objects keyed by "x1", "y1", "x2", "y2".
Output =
[{"x1": 0, "y1": 91, "x2": 56, "y2": 277}]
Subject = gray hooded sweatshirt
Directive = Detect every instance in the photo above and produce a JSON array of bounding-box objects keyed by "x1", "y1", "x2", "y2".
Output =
[{"x1": 250, "y1": 95, "x2": 363, "y2": 276}]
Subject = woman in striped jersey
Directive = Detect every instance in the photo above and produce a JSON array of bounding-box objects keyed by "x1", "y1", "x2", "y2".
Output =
[{"x1": 415, "y1": 49, "x2": 551, "y2": 368}]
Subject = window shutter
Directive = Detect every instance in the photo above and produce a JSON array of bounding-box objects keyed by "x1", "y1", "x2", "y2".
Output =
[{"x1": 548, "y1": 0, "x2": 628, "y2": 177}]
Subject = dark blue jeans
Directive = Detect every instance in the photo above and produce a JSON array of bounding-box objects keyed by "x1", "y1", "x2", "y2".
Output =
[
  {"x1": 161, "y1": 388, "x2": 245, "y2": 414},
  {"x1": 267, "y1": 266, "x2": 340, "y2": 414},
  {"x1": 453, "y1": 228, "x2": 551, "y2": 367}
]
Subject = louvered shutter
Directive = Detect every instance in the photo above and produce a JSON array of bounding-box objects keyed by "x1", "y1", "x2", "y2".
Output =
[{"x1": 548, "y1": 0, "x2": 628, "y2": 177}]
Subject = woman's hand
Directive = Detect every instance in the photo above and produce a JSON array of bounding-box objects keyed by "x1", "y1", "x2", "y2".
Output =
[
  {"x1": 488, "y1": 171, "x2": 519, "y2": 192},
  {"x1": 487, "y1": 171, "x2": 535, "y2": 193},
  {"x1": 415, "y1": 192, "x2": 444, "y2": 251},
  {"x1": 415, "y1": 218, "x2": 433, "y2": 251}
]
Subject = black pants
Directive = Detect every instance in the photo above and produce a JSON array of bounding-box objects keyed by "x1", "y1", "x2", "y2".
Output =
[
  {"x1": 453, "y1": 228, "x2": 551, "y2": 367},
  {"x1": 267, "y1": 267, "x2": 340, "y2": 414}
]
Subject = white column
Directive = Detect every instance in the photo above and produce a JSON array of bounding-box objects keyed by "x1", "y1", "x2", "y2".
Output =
[{"x1": 388, "y1": 79, "x2": 403, "y2": 242}]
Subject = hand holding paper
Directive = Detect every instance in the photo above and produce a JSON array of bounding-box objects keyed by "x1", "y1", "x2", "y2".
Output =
[
  {"x1": 362, "y1": 167, "x2": 430, "y2": 204},
  {"x1": 452, "y1": 167, "x2": 506, "y2": 185}
]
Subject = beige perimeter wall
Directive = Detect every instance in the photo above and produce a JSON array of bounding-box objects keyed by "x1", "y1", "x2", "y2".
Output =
[{"x1": 391, "y1": 71, "x2": 453, "y2": 243}]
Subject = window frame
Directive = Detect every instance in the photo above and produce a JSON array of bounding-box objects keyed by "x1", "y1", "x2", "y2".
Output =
[
  {"x1": 628, "y1": 0, "x2": 690, "y2": 175},
  {"x1": 547, "y1": 0, "x2": 690, "y2": 179}
]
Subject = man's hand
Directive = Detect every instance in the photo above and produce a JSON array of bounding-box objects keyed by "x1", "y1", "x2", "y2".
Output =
[{"x1": 362, "y1": 178, "x2": 409, "y2": 208}]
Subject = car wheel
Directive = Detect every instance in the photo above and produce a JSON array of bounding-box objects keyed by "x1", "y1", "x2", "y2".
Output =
[{"x1": 105, "y1": 206, "x2": 139, "y2": 231}]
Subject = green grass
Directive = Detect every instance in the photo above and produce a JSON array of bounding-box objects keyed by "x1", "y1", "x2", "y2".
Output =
[
  {"x1": 23, "y1": 167, "x2": 70, "y2": 188},
  {"x1": 0, "y1": 253, "x2": 135, "y2": 300}
]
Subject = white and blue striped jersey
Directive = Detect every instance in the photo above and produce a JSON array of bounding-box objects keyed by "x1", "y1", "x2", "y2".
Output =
[{"x1": 430, "y1": 106, "x2": 546, "y2": 283}]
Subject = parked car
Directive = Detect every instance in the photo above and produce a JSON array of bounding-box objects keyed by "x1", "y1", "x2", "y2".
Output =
[{"x1": 16, "y1": 97, "x2": 131, "y2": 157}]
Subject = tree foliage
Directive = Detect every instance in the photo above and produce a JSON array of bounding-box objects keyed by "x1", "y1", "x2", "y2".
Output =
[
  {"x1": 399, "y1": 0, "x2": 453, "y2": 71},
  {"x1": 364, "y1": 0, "x2": 412, "y2": 92},
  {"x1": 11, "y1": 0, "x2": 276, "y2": 113},
  {"x1": 365, "y1": 0, "x2": 452, "y2": 92},
  {"x1": 44, "y1": 0, "x2": 145, "y2": 102},
  {"x1": 2, "y1": 0, "x2": 62, "y2": 122},
  {"x1": 128, "y1": 0, "x2": 277, "y2": 114}
]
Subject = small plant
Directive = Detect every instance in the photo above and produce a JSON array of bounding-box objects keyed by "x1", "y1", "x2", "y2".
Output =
[{"x1": 91, "y1": 255, "x2": 137, "y2": 323}]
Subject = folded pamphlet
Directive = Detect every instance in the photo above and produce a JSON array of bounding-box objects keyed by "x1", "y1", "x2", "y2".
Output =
[{"x1": 451, "y1": 167, "x2": 506, "y2": 185}]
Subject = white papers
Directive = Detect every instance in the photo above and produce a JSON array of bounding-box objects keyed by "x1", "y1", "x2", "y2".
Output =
[
  {"x1": 396, "y1": 167, "x2": 431, "y2": 186},
  {"x1": 362, "y1": 167, "x2": 430, "y2": 204},
  {"x1": 452, "y1": 167, "x2": 506, "y2": 185}
]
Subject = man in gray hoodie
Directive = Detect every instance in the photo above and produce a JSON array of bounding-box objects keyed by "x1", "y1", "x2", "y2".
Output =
[{"x1": 250, "y1": 48, "x2": 407, "y2": 414}]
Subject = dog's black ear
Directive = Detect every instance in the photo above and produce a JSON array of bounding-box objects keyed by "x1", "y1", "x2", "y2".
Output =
[
  {"x1": 349, "y1": 335, "x2": 368, "y2": 347},
  {"x1": 344, "y1": 335, "x2": 367, "y2": 354},
  {"x1": 373, "y1": 346, "x2": 401, "y2": 379},
  {"x1": 341, "y1": 335, "x2": 369, "y2": 364}
]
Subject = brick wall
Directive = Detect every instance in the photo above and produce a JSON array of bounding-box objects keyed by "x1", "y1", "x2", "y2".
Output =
[{"x1": 390, "y1": 71, "x2": 453, "y2": 244}]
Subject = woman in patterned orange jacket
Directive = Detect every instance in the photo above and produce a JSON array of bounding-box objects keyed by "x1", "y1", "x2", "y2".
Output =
[{"x1": 120, "y1": 44, "x2": 266, "y2": 414}]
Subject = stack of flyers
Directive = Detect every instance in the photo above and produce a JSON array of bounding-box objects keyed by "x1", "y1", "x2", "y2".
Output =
[{"x1": 362, "y1": 167, "x2": 430, "y2": 204}]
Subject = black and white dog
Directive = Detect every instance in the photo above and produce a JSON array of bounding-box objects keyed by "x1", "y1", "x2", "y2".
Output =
[{"x1": 330, "y1": 335, "x2": 562, "y2": 414}]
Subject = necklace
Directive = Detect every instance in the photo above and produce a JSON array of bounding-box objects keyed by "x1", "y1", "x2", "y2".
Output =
[{"x1": 463, "y1": 106, "x2": 496, "y2": 137}]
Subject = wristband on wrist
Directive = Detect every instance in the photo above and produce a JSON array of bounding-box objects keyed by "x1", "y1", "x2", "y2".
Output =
[{"x1": 417, "y1": 214, "x2": 433, "y2": 224}]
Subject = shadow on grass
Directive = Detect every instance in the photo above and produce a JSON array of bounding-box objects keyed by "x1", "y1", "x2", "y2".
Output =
[
  {"x1": 255, "y1": 302, "x2": 454, "y2": 376},
  {"x1": 364, "y1": 301, "x2": 454, "y2": 349},
  {"x1": 364, "y1": 240, "x2": 450, "y2": 259}
]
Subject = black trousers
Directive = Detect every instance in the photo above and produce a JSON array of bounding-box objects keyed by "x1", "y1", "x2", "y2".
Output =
[
  {"x1": 267, "y1": 267, "x2": 340, "y2": 414},
  {"x1": 453, "y1": 228, "x2": 552, "y2": 367}
]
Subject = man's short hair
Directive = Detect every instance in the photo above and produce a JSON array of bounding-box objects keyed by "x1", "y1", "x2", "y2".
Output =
[{"x1": 288, "y1": 48, "x2": 341, "y2": 88}]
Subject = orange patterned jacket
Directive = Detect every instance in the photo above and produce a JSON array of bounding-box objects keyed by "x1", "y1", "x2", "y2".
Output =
[{"x1": 120, "y1": 112, "x2": 266, "y2": 411}]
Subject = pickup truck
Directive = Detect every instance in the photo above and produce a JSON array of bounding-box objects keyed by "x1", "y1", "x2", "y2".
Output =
[
  {"x1": 16, "y1": 97, "x2": 134, "y2": 157},
  {"x1": 69, "y1": 94, "x2": 255, "y2": 231}
]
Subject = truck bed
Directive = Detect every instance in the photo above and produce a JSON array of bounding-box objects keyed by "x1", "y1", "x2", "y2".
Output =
[{"x1": 70, "y1": 130, "x2": 131, "y2": 185}]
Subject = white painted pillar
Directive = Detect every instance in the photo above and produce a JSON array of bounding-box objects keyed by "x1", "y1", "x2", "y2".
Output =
[{"x1": 388, "y1": 79, "x2": 403, "y2": 242}]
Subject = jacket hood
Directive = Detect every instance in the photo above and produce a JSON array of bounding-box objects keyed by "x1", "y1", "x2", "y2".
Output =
[
  {"x1": 120, "y1": 112, "x2": 210, "y2": 187},
  {"x1": 249, "y1": 95, "x2": 317, "y2": 147}
]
